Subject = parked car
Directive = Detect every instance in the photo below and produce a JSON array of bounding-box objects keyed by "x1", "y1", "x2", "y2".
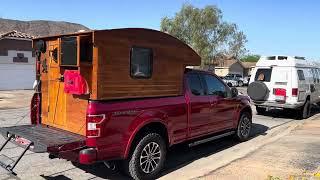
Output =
[
  {"x1": 243, "y1": 75, "x2": 251, "y2": 86},
  {"x1": 222, "y1": 76, "x2": 239, "y2": 87},
  {"x1": 0, "y1": 29, "x2": 252, "y2": 180},
  {"x1": 248, "y1": 55, "x2": 320, "y2": 119},
  {"x1": 225, "y1": 73, "x2": 245, "y2": 86}
]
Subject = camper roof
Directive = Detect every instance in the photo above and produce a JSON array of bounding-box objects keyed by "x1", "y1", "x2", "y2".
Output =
[{"x1": 256, "y1": 55, "x2": 316, "y2": 68}]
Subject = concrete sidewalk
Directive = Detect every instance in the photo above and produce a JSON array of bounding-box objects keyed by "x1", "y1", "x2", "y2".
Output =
[{"x1": 199, "y1": 117, "x2": 320, "y2": 180}]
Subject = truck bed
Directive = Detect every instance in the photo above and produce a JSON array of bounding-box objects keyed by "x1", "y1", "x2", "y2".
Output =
[{"x1": 0, "y1": 125, "x2": 85, "y2": 153}]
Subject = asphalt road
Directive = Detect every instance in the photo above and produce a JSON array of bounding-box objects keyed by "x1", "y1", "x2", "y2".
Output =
[{"x1": 0, "y1": 89, "x2": 314, "y2": 180}]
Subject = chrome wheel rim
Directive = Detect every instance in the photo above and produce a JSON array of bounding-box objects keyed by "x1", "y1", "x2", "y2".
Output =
[
  {"x1": 139, "y1": 142, "x2": 161, "y2": 174},
  {"x1": 240, "y1": 116, "x2": 251, "y2": 137}
]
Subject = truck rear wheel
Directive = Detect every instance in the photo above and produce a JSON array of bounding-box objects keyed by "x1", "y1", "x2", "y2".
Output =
[
  {"x1": 301, "y1": 100, "x2": 311, "y2": 119},
  {"x1": 125, "y1": 133, "x2": 167, "y2": 180}
]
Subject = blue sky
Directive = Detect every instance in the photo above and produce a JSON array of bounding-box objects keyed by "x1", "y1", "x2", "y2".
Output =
[{"x1": 1, "y1": 0, "x2": 320, "y2": 59}]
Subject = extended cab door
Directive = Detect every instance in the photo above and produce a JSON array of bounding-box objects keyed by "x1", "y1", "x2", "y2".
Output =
[
  {"x1": 201, "y1": 73, "x2": 238, "y2": 132},
  {"x1": 186, "y1": 73, "x2": 212, "y2": 137}
]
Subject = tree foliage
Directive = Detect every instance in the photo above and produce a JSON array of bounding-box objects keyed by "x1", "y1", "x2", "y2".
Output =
[
  {"x1": 160, "y1": 4, "x2": 247, "y2": 66},
  {"x1": 240, "y1": 54, "x2": 260, "y2": 62}
]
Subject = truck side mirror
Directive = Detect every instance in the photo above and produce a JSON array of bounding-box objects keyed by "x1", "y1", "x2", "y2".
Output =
[{"x1": 231, "y1": 87, "x2": 238, "y2": 97}]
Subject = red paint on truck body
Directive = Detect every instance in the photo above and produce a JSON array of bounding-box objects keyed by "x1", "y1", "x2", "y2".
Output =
[{"x1": 43, "y1": 70, "x2": 251, "y2": 163}]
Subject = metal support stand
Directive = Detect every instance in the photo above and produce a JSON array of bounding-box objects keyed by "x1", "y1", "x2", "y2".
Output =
[{"x1": 0, "y1": 135, "x2": 33, "y2": 176}]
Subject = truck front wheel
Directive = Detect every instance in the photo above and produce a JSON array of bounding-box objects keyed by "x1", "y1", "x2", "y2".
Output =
[
  {"x1": 125, "y1": 133, "x2": 167, "y2": 180},
  {"x1": 235, "y1": 112, "x2": 252, "y2": 141}
]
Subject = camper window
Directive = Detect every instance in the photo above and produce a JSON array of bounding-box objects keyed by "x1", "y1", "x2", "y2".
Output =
[
  {"x1": 80, "y1": 36, "x2": 92, "y2": 62},
  {"x1": 61, "y1": 37, "x2": 77, "y2": 66},
  {"x1": 130, "y1": 47, "x2": 153, "y2": 78}
]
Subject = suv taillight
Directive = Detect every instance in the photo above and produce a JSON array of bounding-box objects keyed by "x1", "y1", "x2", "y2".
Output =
[
  {"x1": 86, "y1": 114, "x2": 105, "y2": 138},
  {"x1": 292, "y1": 88, "x2": 298, "y2": 97},
  {"x1": 274, "y1": 88, "x2": 286, "y2": 101}
]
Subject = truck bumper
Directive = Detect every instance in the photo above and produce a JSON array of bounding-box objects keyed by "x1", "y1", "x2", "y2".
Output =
[
  {"x1": 253, "y1": 101, "x2": 304, "y2": 109},
  {"x1": 0, "y1": 125, "x2": 99, "y2": 164}
]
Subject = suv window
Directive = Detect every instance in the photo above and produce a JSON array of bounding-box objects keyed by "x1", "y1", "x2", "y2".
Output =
[
  {"x1": 297, "y1": 70, "x2": 305, "y2": 80},
  {"x1": 203, "y1": 74, "x2": 228, "y2": 97},
  {"x1": 187, "y1": 74, "x2": 205, "y2": 96},
  {"x1": 255, "y1": 69, "x2": 272, "y2": 82}
]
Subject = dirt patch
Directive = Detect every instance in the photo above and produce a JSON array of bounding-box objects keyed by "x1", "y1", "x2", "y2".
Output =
[{"x1": 201, "y1": 118, "x2": 320, "y2": 180}]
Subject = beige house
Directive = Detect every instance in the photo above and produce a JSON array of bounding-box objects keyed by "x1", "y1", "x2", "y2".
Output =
[
  {"x1": 213, "y1": 56, "x2": 256, "y2": 77},
  {"x1": 242, "y1": 62, "x2": 257, "y2": 76}
]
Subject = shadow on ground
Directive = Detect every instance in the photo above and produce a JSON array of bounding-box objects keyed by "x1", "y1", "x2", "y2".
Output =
[
  {"x1": 42, "y1": 122, "x2": 269, "y2": 180},
  {"x1": 257, "y1": 105, "x2": 320, "y2": 120}
]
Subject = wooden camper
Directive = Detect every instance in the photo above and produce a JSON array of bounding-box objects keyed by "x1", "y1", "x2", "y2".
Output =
[{"x1": 33, "y1": 28, "x2": 201, "y2": 135}]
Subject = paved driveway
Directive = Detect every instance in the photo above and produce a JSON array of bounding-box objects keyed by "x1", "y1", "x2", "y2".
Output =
[{"x1": 0, "y1": 90, "x2": 315, "y2": 179}]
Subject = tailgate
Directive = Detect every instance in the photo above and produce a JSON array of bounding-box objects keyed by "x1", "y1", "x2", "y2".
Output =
[{"x1": 0, "y1": 125, "x2": 86, "y2": 153}]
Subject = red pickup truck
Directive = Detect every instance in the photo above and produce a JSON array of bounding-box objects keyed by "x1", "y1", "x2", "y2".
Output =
[
  {"x1": 0, "y1": 69, "x2": 251, "y2": 179},
  {"x1": 0, "y1": 29, "x2": 252, "y2": 180}
]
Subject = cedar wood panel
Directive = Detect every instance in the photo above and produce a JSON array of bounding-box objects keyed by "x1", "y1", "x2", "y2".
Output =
[
  {"x1": 93, "y1": 29, "x2": 200, "y2": 100},
  {"x1": 35, "y1": 28, "x2": 201, "y2": 135}
]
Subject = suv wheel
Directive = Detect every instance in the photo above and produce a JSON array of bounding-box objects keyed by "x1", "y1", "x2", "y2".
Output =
[
  {"x1": 256, "y1": 106, "x2": 266, "y2": 115},
  {"x1": 236, "y1": 112, "x2": 252, "y2": 141},
  {"x1": 125, "y1": 133, "x2": 166, "y2": 180},
  {"x1": 301, "y1": 100, "x2": 311, "y2": 119},
  {"x1": 238, "y1": 81, "x2": 244, "y2": 87}
]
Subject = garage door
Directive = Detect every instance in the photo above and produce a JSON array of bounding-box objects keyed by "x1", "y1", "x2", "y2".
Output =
[{"x1": 0, "y1": 64, "x2": 35, "y2": 90}]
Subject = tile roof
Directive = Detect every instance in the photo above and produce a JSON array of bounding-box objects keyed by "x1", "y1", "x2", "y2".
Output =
[{"x1": 0, "y1": 30, "x2": 34, "y2": 39}]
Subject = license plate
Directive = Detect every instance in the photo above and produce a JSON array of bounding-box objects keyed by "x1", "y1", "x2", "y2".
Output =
[
  {"x1": 13, "y1": 136, "x2": 31, "y2": 146},
  {"x1": 275, "y1": 95, "x2": 285, "y2": 101}
]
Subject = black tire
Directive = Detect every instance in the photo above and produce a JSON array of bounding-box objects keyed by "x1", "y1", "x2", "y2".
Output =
[
  {"x1": 301, "y1": 100, "x2": 311, "y2": 119},
  {"x1": 247, "y1": 81, "x2": 269, "y2": 101},
  {"x1": 227, "y1": 82, "x2": 233, "y2": 87},
  {"x1": 256, "y1": 106, "x2": 266, "y2": 115},
  {"x1": 238, "y1": 81, "x2": 243, "y2": 87},
  {"x1": 124, "y1": 133, "x2": 167, "y2": 180},
  {"x1": 235, "y1": 112, "x2": 252, "y2": 141}
]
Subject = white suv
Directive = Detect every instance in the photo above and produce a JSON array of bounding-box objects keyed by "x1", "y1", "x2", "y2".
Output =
[
  {"x1": 225, "y1": 73, "x2": 245, "y2": 86},
  {"x1": 248, "y1": 55, "x2": 320, "y2": 119}
]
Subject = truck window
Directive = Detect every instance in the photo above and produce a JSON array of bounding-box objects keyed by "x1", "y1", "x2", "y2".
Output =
[
  {"x1": 130, "y1": 47, "x2": 153, "y2": 78},
  {"x1": 297, "y1": 70, "x2": 305, "y2": 80},
  {"x1": 203, "y1": 74, "x2": 227, "y2": 97},
  {"x1": 255, "y1": 69, "x2": 272, "y2": 82},
  {"x1": 187, "y1": 74, "x2": 204, "y2": 96}
]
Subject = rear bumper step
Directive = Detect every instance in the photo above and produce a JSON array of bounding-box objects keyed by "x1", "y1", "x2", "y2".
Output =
[
  {"x1": 0, "y1": 125, "x2": 86, "y2": 153},
  {"x1": 0, "y1": 125, "x2": 86, "y2": 176}
]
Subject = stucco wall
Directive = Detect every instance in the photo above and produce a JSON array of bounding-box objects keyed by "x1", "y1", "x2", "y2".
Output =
[
  {"x1": 229, "y1": 62, "x2": 244, "y2": 76},
  {"x1": 0, "y1": 50, "x2": 35, "y2": 90},
  {"x1": 214, "y1": 68, "x2": 229, "y2": 77}
]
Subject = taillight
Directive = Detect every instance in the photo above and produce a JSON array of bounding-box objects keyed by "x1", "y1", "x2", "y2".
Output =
[
  {"x1": 292, "y1": 88, "x2": 298, "y2": 97},
  {"x1": 274, "y1": 88, "x2": 286, "y2": 101},
  {"x1": 86, "y1": 114, "x2": 105, "y2": 138}
]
